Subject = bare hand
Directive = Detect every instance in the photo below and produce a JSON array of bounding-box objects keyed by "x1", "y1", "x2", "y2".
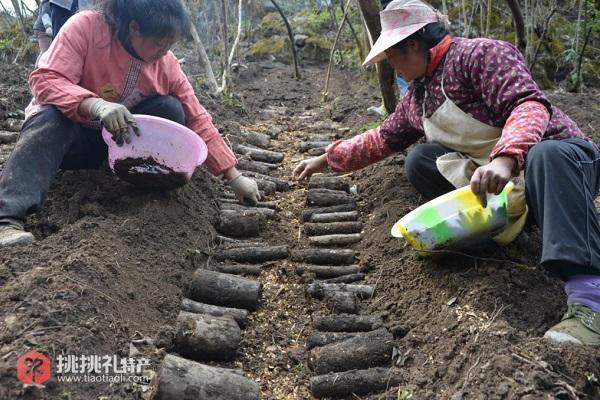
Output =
[
  {"x1": 293, "y1": 154, "x2": 328, "y2": 181},
  {"x1": 470, "y1": 156, "x2": 517, "y2": 207}
]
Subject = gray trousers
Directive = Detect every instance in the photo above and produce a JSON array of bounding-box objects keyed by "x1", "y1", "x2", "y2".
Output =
[
  {"x1": 404, "y1": 138, "x2": 600, "y2": 278},
  {"x1": 0, "y1": 96, "x2": 185, "y2": 224}
]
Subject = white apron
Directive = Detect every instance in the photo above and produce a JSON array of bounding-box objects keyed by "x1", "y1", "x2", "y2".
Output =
[{"x1": 420, "y1": 61, "x2": 528, "y2": 244}]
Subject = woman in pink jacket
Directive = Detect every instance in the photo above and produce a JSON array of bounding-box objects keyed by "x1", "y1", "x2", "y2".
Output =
[
  {"x1": 0, "y1": 0, "x2": 259, "y2": 247},
  {"x1": 295, "y1": 0, "x2": 600, "y2": 346}
]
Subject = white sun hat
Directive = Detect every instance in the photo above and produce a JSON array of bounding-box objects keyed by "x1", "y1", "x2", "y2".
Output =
[{"x1": 363, "y1": 0, "x2": 447, "y2": 66}]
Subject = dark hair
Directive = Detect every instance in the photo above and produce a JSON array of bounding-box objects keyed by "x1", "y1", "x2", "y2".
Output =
[
  {"x1": 103, "y1": 0, "x2": 192, "y2": 44},
  {"x1": 392, "y1": 22, "x2": 449, "y2": 52}
]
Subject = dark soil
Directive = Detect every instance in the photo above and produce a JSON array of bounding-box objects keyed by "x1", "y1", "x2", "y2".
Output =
[
  {"x1": 113, "y1": 157, "x2": 189, "y2": 191},
  {"x1": 1, "y1": 41, "x2": 600, "y2": 400}
]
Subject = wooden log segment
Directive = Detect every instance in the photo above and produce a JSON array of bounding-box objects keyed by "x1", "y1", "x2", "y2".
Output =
[
  {"x1": 215, "y1": 263, "x2": 262, "y2": 276},
  {"x1": 215, "y1": 245, "x2": 289, "y2": 264},
  {"x1": 299, "y1": 141, "x2": 332, "y2": 152},
  {"x1": 313, "y1": 314, "x2": 383, "y2": 332},
  {"x1": 306, "y1": 332, "x2": 359, "y2": 350},
  {"x1": 214, "y1": 235, "x2": 265, "y2": 248},
  {"x1": 300, "y1": 204, "x2": 357, "y2": 222},
  {"x1": 188, "y1": 269, "x2": 262, "y2": 310},
  {"x1": 220, "y1": 203, "x2": 277, "y2": 219},
  {"x1": 292, "y1": 249, "x2": 356, "y2": 265},
  {"x1": 174, "y1": 311, "x2": 241, "y2": 361},
  {"x1": 295, "y1": 264, "x2": 360, "y2": 278},
  {"x1": 239, "y1": 170, "x2": 292, "y2": 192},
  {"x1": 308, "y1": 133, "x2": 339, "y2": 142},
  {"x1": 0, "y1": 131, "x2": 18, "y2": 144},
  {"x1": 324, "y1": 291, "x2": 358, "y2": 314},
  {"x1": 236, "y1": 159, "x2": 274, "y2": 175},
  {"x1": 309, "y1": 211, "x2": 358, "y2": 223},
  {"x1": 306, "y1": 282, "x2": 373, "y2": 300},
  {"x1": 307, "y1": 148, "x2": 326, "y2": 156},
  {"x1": 240, "y1": 130, "x2": 272, "y2": 149},
  {"x1": 310, "y1": 367, "x2": 400, "y2": 398},
  {"x1": 218, "y1": 198, "x2": 279, "y2": 209},
  {"x1": 254, "y1": 178, "x2": 277, "y2": 195},
  {"x1": 308, "y1": 234, "x2": 362, "y2": 247},
  {"x1": 235, "y1": 144, "x2": 284, "y2": 163},
  {"x1": 181, "y1": 298, "x2": 248, "y2": 328},
  {"x1": 324, "y1": 273, "x2": 366, "y2": 284},
  {"x1": 304, "y1": 221, "x2": 363, "y2": 236},
  {"x1": 217, "y1": 210, "x2": 261, "y2": 238},
  {"x1": 308, "y1": 328, "x2": 393, "y2": 374},
  {"x1": 155, "y1": 354, "x2": 259, "y2": 400},
  {"x1": 308, "y1": 176, "x2": 350, "y2": 192},
  {"x1": 307, "y1": 189, "x2": 355, "y2": 207}
]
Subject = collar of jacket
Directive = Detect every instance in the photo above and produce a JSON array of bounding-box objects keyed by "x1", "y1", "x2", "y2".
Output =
[{"x1": 426, "y1": 34, "x2": 453, "y2": 77}]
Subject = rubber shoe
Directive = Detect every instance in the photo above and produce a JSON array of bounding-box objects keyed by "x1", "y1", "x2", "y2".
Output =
[
  {"x1": 544, "y1": 304, "x2": 600, "y2": 346},
  {"x1": 0, "y1": 223, "x2": 34, "y2": 247}
]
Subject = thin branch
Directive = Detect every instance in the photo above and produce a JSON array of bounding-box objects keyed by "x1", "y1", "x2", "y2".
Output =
[
  {"x1": 529, "y1": 7, "x2": 557, "y2": 71},
  {"x1": 323, "y1": 0, "x2": 352, "y2": 101}
]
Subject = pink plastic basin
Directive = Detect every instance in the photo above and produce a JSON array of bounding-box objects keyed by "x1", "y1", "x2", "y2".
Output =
[{"x1": 101, "y1": 114, "x2": 208, "y2": 181}]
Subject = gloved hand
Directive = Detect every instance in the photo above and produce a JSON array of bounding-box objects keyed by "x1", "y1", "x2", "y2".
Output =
[
  {"x1": 229, "y1": 175, "x2": 260, "y2": 206},
  {"x1": 89, "y1": 99, "x2": 139, "y2": 146}
]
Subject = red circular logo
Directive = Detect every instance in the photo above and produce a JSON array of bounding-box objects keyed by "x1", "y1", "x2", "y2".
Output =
[{"x1": 17, "y1": 351, "x2": 51, "y2": 385}]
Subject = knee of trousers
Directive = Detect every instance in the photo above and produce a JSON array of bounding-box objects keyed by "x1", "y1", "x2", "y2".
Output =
[
  {"x1": 525, "y1": 140, "x2": 571, "y2": 174},
  {"x1": 20, "y1": 105, "x2": 71, "y2": 140},
  {"x1": 148, "y1": 96, "x2": 186, "y2": 125},
  {"x1": 404, "y1": 144, "x2": 437, "y2": 186}
]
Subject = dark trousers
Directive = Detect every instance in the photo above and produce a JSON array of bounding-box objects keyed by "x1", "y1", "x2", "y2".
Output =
[
  {"x1": 0, "y1": 96, "x2": 185, "y2": 222},
  {"x1": 404, "y1": 139, "x2": 600, "y2": 278},
  {"x1": 50, "y1": 2, "x2": 77, "y2": 38}
]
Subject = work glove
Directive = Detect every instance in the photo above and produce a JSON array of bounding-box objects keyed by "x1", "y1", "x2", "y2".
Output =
[
  {"x1": 89, "y1": 99, "x2": 140, "y2": 146},
  {"x1": 229, "y1": 175, "x2": 260, "y2": 206}
]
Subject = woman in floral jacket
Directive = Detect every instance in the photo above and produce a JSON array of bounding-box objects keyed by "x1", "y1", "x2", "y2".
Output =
[{"x1": 295, "y1": 0, "x2": 600, "y2": 346}]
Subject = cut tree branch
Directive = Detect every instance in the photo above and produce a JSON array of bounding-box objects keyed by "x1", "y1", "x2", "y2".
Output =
[{"x1": 269, "y1": 0, "x2": 301, "y2": 79}]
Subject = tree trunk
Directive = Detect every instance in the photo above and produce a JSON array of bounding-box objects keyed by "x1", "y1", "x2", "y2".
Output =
[
  {"x1": 220, "y1": 0, "x2": 229, "y2": 72},
  {"x1": 529, "y1": 7, "x2": 557, "y2": 71},
  {"x1": 573, "y1": 28, "x2": 592, "y2": 93},
  {"x1": 186, "y1": 6, "x2": 219, "y2": 95},
  {"x1": 486, "y1": 0, "x2": 493, "y2": 36},
  {"x1": 220, "y1": 0, "x2": 244, "y2": 94},
  {"x1": 505, "y1": 0, "x2": 527, "y2": 53},
  {"x1": 355, "y1": 0, "x2": 397, "y2": 113},
  {"x1": 269, "y1": 0, "x2": 301, "y2": 79},
  {"x1": 10, "y1": 0, "x2": 26, "y2": 36},
  {"x1": 575, "y1": 0, "x2": 585, "y2": 53}
]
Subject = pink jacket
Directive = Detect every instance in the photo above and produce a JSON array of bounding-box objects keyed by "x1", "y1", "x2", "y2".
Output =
[{"x1": 29, "y1": 11, "x2": 236, "y2": 176}]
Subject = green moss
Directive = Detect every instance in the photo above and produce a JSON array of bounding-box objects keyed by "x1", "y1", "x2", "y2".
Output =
[
  {"x1": 260, "y1": 12, "x2": 285, "y2": 33},
  {"x1": 306, "y1": 35, "x2": 332, "y2": 50},
  {"x1": 250, "y1": 37, "x2": 287, "y2": 56}
]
